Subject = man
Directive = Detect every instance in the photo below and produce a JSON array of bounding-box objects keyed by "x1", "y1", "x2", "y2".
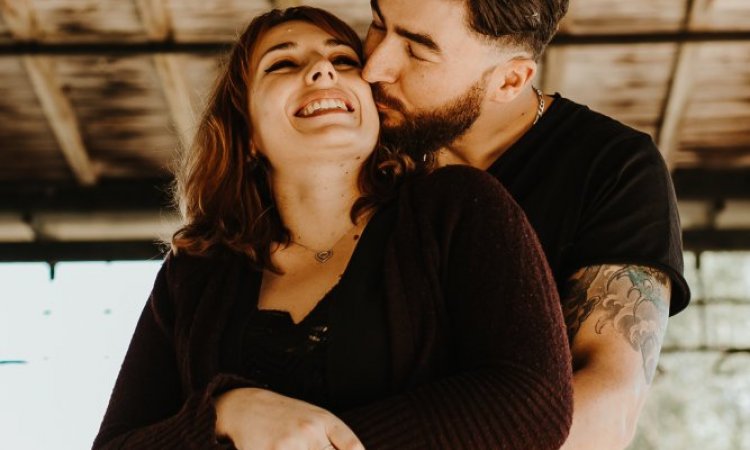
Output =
[{"x1": 362, "y1": 1, "x2": 691, "y2": 449}]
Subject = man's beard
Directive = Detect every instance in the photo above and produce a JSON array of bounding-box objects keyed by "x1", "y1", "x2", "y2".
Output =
[{"x1": 373, "y1": 73, "x2": 489, "y2": 160}]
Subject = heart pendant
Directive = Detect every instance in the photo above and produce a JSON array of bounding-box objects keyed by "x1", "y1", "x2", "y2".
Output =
[{"x1": 315, "y1": 250, "x2": 334, "y2": 263}]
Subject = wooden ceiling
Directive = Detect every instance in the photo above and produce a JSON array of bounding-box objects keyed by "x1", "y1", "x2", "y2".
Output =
[{"x1": 0, "y1": 0, "x2": 749, "y2": 260}]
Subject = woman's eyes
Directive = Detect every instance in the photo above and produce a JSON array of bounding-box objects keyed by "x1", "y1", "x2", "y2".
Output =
[
  {"x1": 265, "y1": 60, "x2": 298, "y2": 73},
  {"x1": 264, "y1": 55, "x2": 361, "y2": 73},
  {"x1": 331, "y1": 55, "x2": 361, "y2": 68}
]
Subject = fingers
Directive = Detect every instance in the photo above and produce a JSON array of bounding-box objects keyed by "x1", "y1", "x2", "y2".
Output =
[
  {"x1": 218, "y1": 387, "x2": 363, "y2": 450},
  {"x1": 326, "y1": 419, "x2": 365, "y2": 450}
]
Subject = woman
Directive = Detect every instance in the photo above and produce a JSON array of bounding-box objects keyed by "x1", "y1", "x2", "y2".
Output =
[{"x1": 93, "y1": 7, "x2": 572, "y2": 450}]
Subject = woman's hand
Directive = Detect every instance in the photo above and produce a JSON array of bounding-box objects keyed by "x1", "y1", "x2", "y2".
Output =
[{"x1": 214, "y1": 387, "x2": 365, "y2": 450}]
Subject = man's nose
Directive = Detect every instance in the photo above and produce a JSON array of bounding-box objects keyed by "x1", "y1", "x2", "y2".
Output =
[{"x1": 363, "y1": 42, "x2": 398, "y2": 84}]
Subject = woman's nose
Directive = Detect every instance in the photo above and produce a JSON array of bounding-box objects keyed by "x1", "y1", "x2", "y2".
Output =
[{"x1": 306, "y1": 59, "x2": 338, "y2": 85}]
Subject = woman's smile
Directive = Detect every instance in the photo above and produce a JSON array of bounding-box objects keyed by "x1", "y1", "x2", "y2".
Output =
[{"x1": 295, "y1": 88, "x2": 355, "y2": 118}]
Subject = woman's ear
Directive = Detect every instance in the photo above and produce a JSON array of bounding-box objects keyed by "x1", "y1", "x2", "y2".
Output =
[{"x1": 487, "y1": 58, "x2": 537, "y2": 104}]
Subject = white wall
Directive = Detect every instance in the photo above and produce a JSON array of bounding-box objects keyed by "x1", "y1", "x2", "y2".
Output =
[{"x1": 629, "y1": 251, "x2": 750, "y2": 450}]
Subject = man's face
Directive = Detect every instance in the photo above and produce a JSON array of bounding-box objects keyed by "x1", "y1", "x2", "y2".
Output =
[{"x1": 363, "y1": 0, "x2": 496, "y2": 153}]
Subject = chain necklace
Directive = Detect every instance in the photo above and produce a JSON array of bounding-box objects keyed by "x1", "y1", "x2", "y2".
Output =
[
  {"x1": 532, "y1": 86, "x2": 545, "y2": 125},
  {"x1": 290, "y1": 222, "x2": 361, "y2": 264}
]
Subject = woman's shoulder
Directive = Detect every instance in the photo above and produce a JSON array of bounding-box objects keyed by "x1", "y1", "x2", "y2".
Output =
[{"x1": 162, "y1": 245, "x2": 245, "y2": 285}]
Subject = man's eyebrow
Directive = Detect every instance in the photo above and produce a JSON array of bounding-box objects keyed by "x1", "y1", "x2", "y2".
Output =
[
  {"x1": 395, "y1": 26, "x2": 441, "y2": 53},
  {"x1": 368, "y1": 0, "x2": 439, "y2": 53}
]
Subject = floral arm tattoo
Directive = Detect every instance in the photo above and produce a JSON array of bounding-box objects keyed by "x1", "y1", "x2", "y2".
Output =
[{"x1": 562, "y1": 265, "x2": 670, "y2": 383}]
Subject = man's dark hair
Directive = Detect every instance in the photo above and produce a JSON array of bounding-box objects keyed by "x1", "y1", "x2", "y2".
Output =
[{"x1": 459, "y1": 0, "x2": 569, "y2": 60}]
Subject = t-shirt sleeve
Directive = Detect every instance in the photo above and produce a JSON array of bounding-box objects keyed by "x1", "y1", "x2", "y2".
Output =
[{"x1": 564, "y1": 133, "x2": 690, "y2": 315}]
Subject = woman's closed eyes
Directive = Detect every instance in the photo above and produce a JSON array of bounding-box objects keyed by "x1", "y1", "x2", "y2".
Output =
[{"x1": 264, "y1": 54, "x2": 361, "y2": 74}]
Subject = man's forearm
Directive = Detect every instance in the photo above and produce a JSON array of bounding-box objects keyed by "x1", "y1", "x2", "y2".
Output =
[{"x1": 560, "y1": 365, "x2": 648, "y2": 450}]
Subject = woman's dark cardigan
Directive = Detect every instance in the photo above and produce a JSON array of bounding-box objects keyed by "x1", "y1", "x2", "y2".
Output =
[{"x1": 94, "y1": 166, "x2": 573, "y2": 449}]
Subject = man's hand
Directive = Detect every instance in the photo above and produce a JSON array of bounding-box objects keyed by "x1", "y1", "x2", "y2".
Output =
[
  {"x1": 560, "y1": 264, "x2": 671, "y2": 450},
  {"x1": 215, "y1": 387, "x2": 365, "y2": 450}
]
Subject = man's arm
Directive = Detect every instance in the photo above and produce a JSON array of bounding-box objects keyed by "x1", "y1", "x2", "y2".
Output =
[{"x1": 560, "y1": 264, "x2": 671, "y2": 450}]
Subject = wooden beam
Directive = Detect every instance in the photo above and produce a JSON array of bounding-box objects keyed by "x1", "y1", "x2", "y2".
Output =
[
  {"x1": 0, "y1": 240, "x2": 166, "y2": 262},
  {"x1": 5, "y1": 227, "x2": 750, "y2": 263},
  {"x1": 154, "y1": 54, "x2": 196, "y2": 150},
  {"x1": 23, "y1": 56, "x2": 98, "y2": 186},
  {"x1": 673, "y1": 169, "x2": 750, "y2": 200},
  {"x1": 139, "y1": 1, "x2": 192, "y2": 148},
  {"x1": 656, "y1": 43, "x2": 698, "y2": 170},
  {"x1": 2, "y1": 30, "x2": 750, "y2": 55},
  {"x1": 0, "y1": 0, "x2": 38, "y2": 41},
  {"x1": 0, "y1": 178, "x2": 172, "y2": 213},
  {"x1": 134, "y1": 0, "x2": 172, "y2": 41},
  {"x1": 683, "y1": 229, "x2": 750, "y2": 252},
  {"x1": 656, "y1": 0, "x2": 708, "y2": 170}
]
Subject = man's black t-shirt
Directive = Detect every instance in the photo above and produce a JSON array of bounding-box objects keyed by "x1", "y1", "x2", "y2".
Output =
[{"x1": 488, "y1": 94, "x2": 690, "y2": 315}]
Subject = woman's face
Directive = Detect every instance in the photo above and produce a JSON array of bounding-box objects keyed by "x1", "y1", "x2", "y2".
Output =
[{"x1": 249, "y1": 21, "x2": 379, "y2": 168}]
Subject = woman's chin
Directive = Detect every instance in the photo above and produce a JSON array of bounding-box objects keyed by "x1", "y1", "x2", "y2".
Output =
[{"x1": 293, "y1": 126, "x2": 377, "y2": 152}]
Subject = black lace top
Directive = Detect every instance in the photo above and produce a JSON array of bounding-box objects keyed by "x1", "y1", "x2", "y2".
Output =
[{"x1": 219, "y1": 204, "x2": 396, "y2": 410}]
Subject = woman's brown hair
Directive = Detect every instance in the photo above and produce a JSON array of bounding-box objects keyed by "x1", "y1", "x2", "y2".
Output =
[{"x1": 171, "y1": 6, "x2": 416, "y2": 271}]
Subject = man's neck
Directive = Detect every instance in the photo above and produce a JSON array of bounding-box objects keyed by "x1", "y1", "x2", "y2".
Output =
[{"x1": 436, "y1": 90, "x2": 550, "y2": 170}]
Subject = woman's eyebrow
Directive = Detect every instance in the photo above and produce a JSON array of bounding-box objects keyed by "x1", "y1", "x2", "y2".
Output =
[
  {"x1": 260, "y1": 38, "x2": 350, "y2": 62},
  {"x1": 260, "y1": 41, "x2": 297, "y2": 61},
  {"x1": 324, "y1": 38, "x2": 350, "y2": 48}
]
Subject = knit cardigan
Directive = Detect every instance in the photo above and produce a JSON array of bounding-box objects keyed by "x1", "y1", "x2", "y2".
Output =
[{"x1": 93, "y1": 166, "x2": 573, "y2": 450}]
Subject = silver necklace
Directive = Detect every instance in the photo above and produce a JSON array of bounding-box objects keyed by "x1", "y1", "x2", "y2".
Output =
[
  {"x1": 290, "y1": 223, "x2": 360, "y2": 263},
  {"x1": 532, "y1": 86, "x2": 545, "y2": 125}
]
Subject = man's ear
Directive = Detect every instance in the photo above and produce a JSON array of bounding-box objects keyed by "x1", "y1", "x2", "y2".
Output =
[{"x1": 488, "y1": 58, "x2": 537, "y2": 103}]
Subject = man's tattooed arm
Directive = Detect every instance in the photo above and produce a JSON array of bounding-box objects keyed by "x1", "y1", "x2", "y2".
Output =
[{"x1": 562, "y1": 265, "x2": 671, "y2": 383}]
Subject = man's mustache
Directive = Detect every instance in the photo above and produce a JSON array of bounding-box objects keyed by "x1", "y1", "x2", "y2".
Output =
[{"x1": 371, "y1": 84, "x2": 406, "y2": 112}]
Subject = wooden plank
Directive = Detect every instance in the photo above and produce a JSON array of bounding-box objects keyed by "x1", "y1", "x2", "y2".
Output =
[
  {"x1": 657, "y1": 43, "x2": 698, "y2": 170},
  {"x1": 22, "y1": 56, "x2": 98, "y2": 186},
  {"x1": 690, "y1": 0, "x2": 750, "y2": 31},
  {"x1": 676, "y1": 41, "x2": 750, "y2": 169},
  {"x1": 0, "y1": 0, "x2": 37, "y2": 40},
  {"x1": 168, "y1": 0, "x2": 269, "y2": 42},
  {"x1": 134, "y1": 0, "x2": 172, "y2": 41},
  {"x1": 0, "y1": 56, "x2": 73, "y2": 182},
  {"x1": 547, "y1": 43, "x2": 675, "y2": 138},
  {"x1": 154, "y1": 53, "x2": 196, "y2": 150},
  {"x1": 559, "y1": 0, "x2": 685, "y2": 34},
  {"x1": 31, "y1": 0, "x2": 148, "y2": 43},
  {"x1": 274, "y1": 0, "x2": 301, "y2": 7}
]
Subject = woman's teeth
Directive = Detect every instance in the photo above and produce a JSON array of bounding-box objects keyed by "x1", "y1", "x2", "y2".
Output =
[{"x1": 299, "y1": 99, "x2": 349, "y2": 117}]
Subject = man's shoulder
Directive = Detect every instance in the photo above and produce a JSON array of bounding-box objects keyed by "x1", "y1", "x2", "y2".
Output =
[
  {"x1": 550, "y1": 95, "x2": 655, "y2": 151},
  {"x1": 491, "y1": 96, "x2": 664, "y2": 181}
]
